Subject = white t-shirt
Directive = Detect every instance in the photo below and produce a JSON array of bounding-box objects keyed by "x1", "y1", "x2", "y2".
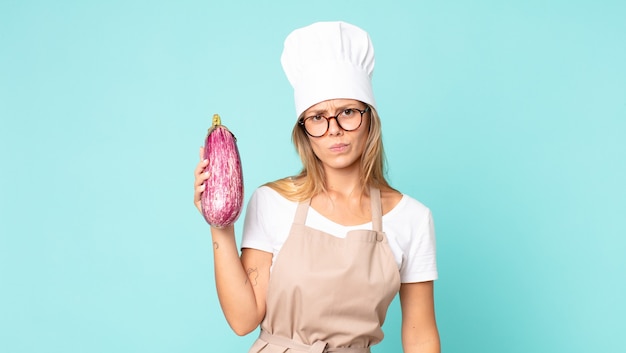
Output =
[{"x1": 241, "y1": 186, "x2": 438, "y2": 283}]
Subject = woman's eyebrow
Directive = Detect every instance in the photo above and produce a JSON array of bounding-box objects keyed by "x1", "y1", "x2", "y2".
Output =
[
  {"x1": 306, "y1": 109, "x2": 328, "y2": 115},
  {"x1": 306, "y1": 106, "x2": 359, "y2": 116}
]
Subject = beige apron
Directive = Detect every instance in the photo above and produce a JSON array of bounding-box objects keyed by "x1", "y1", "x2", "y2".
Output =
[{"x1": 248, "y1": 187, "x2": 401, "y2": 353}]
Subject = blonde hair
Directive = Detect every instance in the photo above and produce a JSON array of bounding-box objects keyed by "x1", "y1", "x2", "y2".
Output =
[{"x1": 265, "y1": 105, "x2": 392, "y2": 201}]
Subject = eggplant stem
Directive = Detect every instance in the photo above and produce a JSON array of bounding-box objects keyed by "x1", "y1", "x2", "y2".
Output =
[{"x1": 212, "y1": 114, "x2": 222, "y2": 126}]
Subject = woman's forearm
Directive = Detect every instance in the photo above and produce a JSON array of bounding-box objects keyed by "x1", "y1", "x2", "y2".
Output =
[
  {"x1": 210, "y1": 226, "x2": 264, "y2": 335},
  {"x1": 403, "y1": 336, "x2": 440, "y2": 353}
]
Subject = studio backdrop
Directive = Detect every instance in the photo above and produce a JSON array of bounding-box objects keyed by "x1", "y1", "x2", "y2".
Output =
[{"x1": 1, "y1": 1, "x2": 625, "y2": 352}]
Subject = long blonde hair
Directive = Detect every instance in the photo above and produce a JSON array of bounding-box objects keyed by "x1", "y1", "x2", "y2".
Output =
[{"x1": 265, "y1": 105, "x2": 392, "y2": 201}]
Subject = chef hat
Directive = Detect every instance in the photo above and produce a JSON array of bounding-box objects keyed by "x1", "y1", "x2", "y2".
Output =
[{"x1": 281, "y1": 21, "x2": 376, "y2": 118}]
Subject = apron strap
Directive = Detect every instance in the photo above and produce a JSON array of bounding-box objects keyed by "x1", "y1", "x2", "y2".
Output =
[
  {"x1": 369, "y1": 187, "x2": 383, "y2": 233},
  {"x1": 293, "y1": 198, "x2": 311, "y2": 225},
  {"x1": 259, "y1": 330, "x2": 371, "y2": 353}
]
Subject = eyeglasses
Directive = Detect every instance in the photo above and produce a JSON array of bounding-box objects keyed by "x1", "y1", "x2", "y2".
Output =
[{"x1": 298, "y1": 106, "x2": 370, "y2": 137}]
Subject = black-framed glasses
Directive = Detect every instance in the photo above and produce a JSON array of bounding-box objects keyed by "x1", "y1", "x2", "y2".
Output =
[{"x1": 298, "y1": 106, "x2": 370, "y2": 137}]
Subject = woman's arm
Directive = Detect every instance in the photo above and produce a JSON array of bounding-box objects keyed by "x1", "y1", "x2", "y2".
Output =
[
  {"x1": 211, "y1": 227, "x2": 272, "y2": 335},
  {"x1": 399, "y1": 281, "x2": 440, "y2": 353},
  {"x1": 194, "y1": 150, "x2": 272, "y2": 335}
]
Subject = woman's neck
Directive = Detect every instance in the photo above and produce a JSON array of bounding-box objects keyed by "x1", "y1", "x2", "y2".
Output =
[
  {"x1": 311, "y1": 165, "x2": 371, "y2": 225},
  {"x1": 323, "y1": 164, "x2": 364, "y2": 200}
]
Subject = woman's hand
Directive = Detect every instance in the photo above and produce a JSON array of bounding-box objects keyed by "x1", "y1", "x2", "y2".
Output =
[{"x1": 193, "y1": 146, "x2": 210, "y2": 214}]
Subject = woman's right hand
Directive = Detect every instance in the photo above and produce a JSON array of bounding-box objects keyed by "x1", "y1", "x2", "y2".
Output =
[{"x1": 193, "y1": 146, "x2": 210, "y2": 215}]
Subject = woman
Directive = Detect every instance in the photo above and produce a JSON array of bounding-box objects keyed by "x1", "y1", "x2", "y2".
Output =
[{"x1": 194, "y1": 21, "x2": 440, "y2": 353}]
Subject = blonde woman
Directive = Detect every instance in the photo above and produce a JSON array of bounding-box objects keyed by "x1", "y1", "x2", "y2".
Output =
[{"x1": 194, "y1": 21, "x2": 440, "y2": 353}]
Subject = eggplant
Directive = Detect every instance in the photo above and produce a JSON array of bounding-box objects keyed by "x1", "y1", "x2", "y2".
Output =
[{"x1": 200, "y1": 114, "x2": 244, "y2": 228}]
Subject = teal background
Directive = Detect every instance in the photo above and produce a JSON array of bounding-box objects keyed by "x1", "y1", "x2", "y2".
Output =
[{"x1": 1, "y1": 0, "x2": 625, "y2": 352}]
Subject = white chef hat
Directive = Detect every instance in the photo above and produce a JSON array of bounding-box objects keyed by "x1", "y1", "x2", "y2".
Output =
[{"x1": 281, "y1": 21, "x2": 376, "y2": 118}]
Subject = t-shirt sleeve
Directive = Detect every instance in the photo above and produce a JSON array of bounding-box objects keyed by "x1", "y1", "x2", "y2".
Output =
[
  {"x1": 399, "y1": 207, "x2": 438, "y2": 283},
  {"x1": 240, "y1": 188, "x2": 274, "y2": 253}
]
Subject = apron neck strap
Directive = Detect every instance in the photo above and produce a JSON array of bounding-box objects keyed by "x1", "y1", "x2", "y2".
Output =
[
  {"x1": 294, "y1": 197, "x2": 310, "y2": 225},
  {"x1": 369, "y1": 186, "x2": 383, "y2": 232}
]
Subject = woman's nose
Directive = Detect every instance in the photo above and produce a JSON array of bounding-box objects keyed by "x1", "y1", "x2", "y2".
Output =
[{"x1": 327, "y1": 117, "x2": 343, "y2": 136}]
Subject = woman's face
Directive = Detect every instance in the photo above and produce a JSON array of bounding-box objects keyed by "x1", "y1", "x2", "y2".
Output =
[{"x1": 301, "y1": 99, "x2": 370, "y2": 172}]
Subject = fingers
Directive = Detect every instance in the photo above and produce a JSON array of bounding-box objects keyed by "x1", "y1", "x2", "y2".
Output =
[
  {"x1": 194, "y1": 168, "x2": 209, "y2": 212},
  {"x1": 194, "y1": 183, "x2": 206, "y2": 204},
  {"x1": 194, "y1": 158, "x2": 209, "y2": 179},
  {"x1": 194, "y1": 147, "x2": 210, "y2": 212},
  {"x1": 195, "y1": 146, "x2": 209, "y2": 186},
  {"x1": 194, "y1": 160, "x2": 210, "y2": 196}
]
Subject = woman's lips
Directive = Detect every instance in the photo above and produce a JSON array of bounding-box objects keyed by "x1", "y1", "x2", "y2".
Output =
[{"x1": 329, "y1": 143, "x2": 349, "y2": 153}]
